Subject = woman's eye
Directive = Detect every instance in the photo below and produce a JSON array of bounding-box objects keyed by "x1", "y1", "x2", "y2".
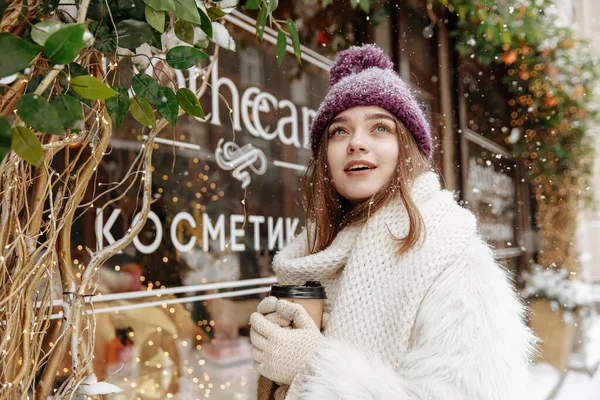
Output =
[
  {"x1": 375, "y1": 124, "x2": 391, "y2": 133},
  {"x1": 330, "y1": 128, "x2": 346, "y2": 136}
]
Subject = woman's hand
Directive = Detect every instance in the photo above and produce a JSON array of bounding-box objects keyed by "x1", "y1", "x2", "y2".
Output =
[
  {"x1": 256, "y1": 296, "x2": 330, "y2": 330},
  {"x1": 256, "y1": 296, "x2": 292, "y2": 328},
  {"x1": 250, "y1": 300, "x2": 324, "y2": 385}
]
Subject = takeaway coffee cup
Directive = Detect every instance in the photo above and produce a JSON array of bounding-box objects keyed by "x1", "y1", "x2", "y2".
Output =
[{"x1": 269, "y1": 281, "x2": 326, "y2": 330}]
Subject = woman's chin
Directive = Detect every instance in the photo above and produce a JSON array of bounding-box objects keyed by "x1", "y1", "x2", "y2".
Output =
[{"x1": 343, "y1": 191, "x2": 377, "y2": 205}]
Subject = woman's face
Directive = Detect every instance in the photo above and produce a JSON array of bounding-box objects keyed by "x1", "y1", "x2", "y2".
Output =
[{"x1": 326, "y1": 106, "x2": 399, "y2": 204}]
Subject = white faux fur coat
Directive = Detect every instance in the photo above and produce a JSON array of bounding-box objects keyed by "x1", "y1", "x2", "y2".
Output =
[{"x1": 270, "y1": 171, "x2": 537, "y2": 400}]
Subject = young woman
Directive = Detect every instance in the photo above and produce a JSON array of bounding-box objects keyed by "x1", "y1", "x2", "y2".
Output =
[{"x1": 249, "y1": 44, "x2": 537, "y2": 400}]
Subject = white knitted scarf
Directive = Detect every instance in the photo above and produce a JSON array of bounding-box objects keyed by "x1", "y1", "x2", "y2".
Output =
[{"x1": 272, "y1": 172, "x2": 478, "y2": 396}]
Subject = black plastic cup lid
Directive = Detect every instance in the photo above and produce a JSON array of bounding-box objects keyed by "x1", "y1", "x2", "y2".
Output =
[{"x1": 270, "y1": 281, "x2": 326, "y2": 299}]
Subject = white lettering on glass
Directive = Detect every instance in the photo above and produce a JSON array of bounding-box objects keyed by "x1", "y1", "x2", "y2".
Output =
[
  {"x1": 268, "y1": 217, "x2": 284, "y2": 250},
  {"x1": 253, "y1": 91, "x2": 279, "y2": 140},
  {"x1": 171, "y1": 212, "x2": 197, "y2": 253},
  {"x1": 132, "y1": 211, "x2": 163, "y2": 254},
  {"x1": 132, "y1": 55, "x2": 317, "y2": 152},
  {"x1": 241, "y1": 86, "x2": 261, "y2": 137},
  {"x1": 95, "y1": 208, "x2": 121, "y2": 250},
  {"x1": 249, "y1": 215, "x2": 265, "y2": 251},
  {"x1": 278, "y1": 100, "x2": 300, "y2": 147},
  {"x1": 215, "y1": 139, "x2": 267, "y2": 189},
  {"x1": 210, "y1": 58, "x2": 242, "y2": 132},
  {"x1": 203, "y1": 213, "x2": 225, "y2": 252},
  {"x1": 230, "y1": 214, "x2": 246, "y2": 251},
  {"x1": 95, "y1": 209, "x2": 301, "y2": 254}
]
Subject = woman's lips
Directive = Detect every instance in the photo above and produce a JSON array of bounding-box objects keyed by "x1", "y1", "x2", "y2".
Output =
[
  {"x1": 344, "y1": 167, "x2": 376, "y2": 176},
  {"x1": 344, "y1": 160, "x2": 377, "y2": 170}
]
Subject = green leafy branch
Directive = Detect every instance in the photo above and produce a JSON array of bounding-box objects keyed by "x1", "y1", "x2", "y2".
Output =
[
  {"x1": 0, "y1": 0, "x2": 302, "y2": 167},
  {"x1": 245, "y1": 0, "x2": 301, "y2": 67},
  {"x1": 432, "y1": 0, "x2": 600, "y2": 204}
]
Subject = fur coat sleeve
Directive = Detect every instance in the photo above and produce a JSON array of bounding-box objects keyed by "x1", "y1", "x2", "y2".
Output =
[{"x1": 287, "y1": 239, "x2": 538, "y2": 400}]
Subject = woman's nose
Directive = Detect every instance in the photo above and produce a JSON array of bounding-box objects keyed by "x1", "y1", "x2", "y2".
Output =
[{"x1": 348, "y1": 131, "x2": 368, "y2": 153}]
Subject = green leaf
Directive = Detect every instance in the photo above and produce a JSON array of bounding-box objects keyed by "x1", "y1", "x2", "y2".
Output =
[
  {"x1": 30, "y1": 20, "x2": 62, "y2": 46},
  {"x1": 105, "y1": 85, "x2": 130, "y2": 128},
  {"x1": 83, "y1": 0, "x2": 103, "y2": 19},
  {"x1": 115, "y1": 19, "x2": 154, "y2": 49},
  {"x1": 0, "y1": 116, "x2": 12, "y2": 164},
  {"x1": 143, "y1": 0, "x2": 175, "y2": 11},
  {"x1": 175, "y1": 20, "x2": 195, "y2": 44},
  {"x1": 145, "y1": 5, "x2": 165, "y2": 33},
  {"x1": 24, "y1": 75, "x2": 49, "y2": 97},
  {"x1": 132, "y1": 73, "x2": 161, "y2": 105},
  {"x1": 176, "y1": 88, "x2": 204, "y2": 119},
  {"x1": 148, "y1": 27, "x2": 163, "y2": 49},
  {"x1": 17, "y1": 94, "x2": 63, "y2": 135},
  {"x1": 89, "y1": 20, "x2": 117, "y2": 53},
  {"x1": 12, "y1": 127, "x2": 43, "y2": 167},
  {"x1": 199, "y1": 7, "x2": 213, "y2": 38},
  {"x1": 359, "y1": 0, "x2": 370, "y2": 13},
  {"x1": 276, "y1": 30, "x2": 286, "y2": 67},
  {"x1": 70, "y1": 75, "x2": 118, "y2": 100},
  {"x1": 321, "y1": 0, "x2": 333, "y2": 8},
  {"x1": 51, "y1": 94, "x2": 82, "y2": 130},
  {"x1": 245, "y1": 0, "x2": 258, "y2": 9},
  {"x1": 457, "y1": 5, "x2": 468, "y2": 20},
  {"x1": 207, "y1": 6, "x2": 226, "y2": 20},
  {"x1": 286, "y1": 19, "x2": 301, "y2": 63},
  {"x1": 156, "y1": 86, "x2": 178, "y2": 126},
  {"x1": 58, "y1": 62, "x2": 87, "y2": 88},
  {"x1": 166, "y1": 46, "x2": 207, "y2": 69},
  {"x1": 268, "y1": 0, "x2": 278, "y2": 12},
  {"x1": 173, "y1": 0, "x2": 201, "y2": 24},
  {"x1": 56, "y1": 63, "x2": 90, "y2": 105},
  {"x1": 256, "y1": 6, "x2": 267, "y2": 40},
  {"x1": 43, "y1": 24, "x2": 85, "y2": 65},
  {"x1": 501, "y1": 31, "x2": 512, "y2": 45},
  {"x1": 87, "y1": 0, "x2": 144, "y2": 20},
  {"x1": 130, "y1": 96, "x2": 156, "y2": 129},
  {"x1": 0, "y1": 33, "x2": 41, "y2": 78}
]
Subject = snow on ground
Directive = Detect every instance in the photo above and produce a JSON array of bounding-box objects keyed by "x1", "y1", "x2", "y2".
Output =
[{"x1": 529, "y1": 314, "x2": 600, "y2": 400}]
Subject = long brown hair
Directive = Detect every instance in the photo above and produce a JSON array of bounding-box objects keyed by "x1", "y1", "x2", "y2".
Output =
[{"x1": 302, "y1": 117, "x2": 432, "y2": 255}]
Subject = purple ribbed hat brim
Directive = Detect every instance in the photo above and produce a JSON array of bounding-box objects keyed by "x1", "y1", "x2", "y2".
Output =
[{"x1": 310, "y1": 68, "x2": 432, "y2": 160}]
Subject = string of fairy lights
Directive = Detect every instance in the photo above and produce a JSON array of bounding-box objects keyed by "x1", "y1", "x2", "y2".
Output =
[{"x1": 65, "y1": 118, "x2": 251, "y2": 398}]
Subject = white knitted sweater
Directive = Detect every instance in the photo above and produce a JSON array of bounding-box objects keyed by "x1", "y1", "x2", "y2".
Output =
[{"x1": 271, "y1": 171, "x2": 537, "y2": 399}]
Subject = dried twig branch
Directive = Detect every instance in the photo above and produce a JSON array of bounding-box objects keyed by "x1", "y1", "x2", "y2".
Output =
[{"x1": 0, "y1": 3, "x2": 223, "y2": 398}]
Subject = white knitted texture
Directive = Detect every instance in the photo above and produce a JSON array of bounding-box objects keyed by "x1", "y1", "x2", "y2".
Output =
[
  {"x1": 272, "y1": 172, "x2": 478, "y2": 398},
  {"x1": 250, "y1": 301, "x2": 324, "y2": 385}
]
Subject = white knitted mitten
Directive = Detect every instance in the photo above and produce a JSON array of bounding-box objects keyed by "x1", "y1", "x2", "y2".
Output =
[
  {"x1": 250, "y1": 300, "x2": 324, "y2": 385},
  {"x1": 257, "y1": 296, "x2": 330, "y2": 330},
  {"x1": 257, "y1": 296, "x2": 292, "y2": 328}
]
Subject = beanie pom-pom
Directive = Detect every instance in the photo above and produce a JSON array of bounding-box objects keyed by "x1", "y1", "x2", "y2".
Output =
[{"x1": 329, "y1": 44, "x2": 394, "y2": 87}]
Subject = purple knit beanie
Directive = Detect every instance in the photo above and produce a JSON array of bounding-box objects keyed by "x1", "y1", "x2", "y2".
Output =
[{"x1": 310, "y1": 44, "x2": 432, "y2": 160}]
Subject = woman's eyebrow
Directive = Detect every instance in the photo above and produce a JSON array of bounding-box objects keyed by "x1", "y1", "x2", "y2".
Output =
[
  {"x1": 365, "y1": 112, "x2": 395, "y2": 122},
  {"x1": 331, "y1": 115, "x2": 350, "y2": 125},
  {"x1": 331, "y1": 113, "x2": 395, "y2": 125}
]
